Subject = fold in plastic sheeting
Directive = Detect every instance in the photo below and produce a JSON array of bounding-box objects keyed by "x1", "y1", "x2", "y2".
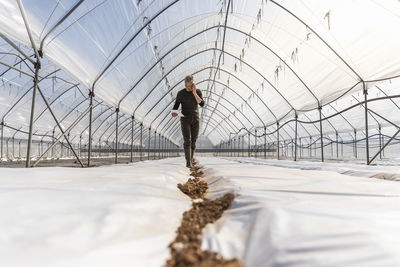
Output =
[{"x1": 198, "y1": 157, "x2": 400, "y2": 267}]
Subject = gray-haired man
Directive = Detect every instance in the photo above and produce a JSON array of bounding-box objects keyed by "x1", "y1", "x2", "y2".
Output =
[{"x1": 172, "y1": 75, "x2": 205, "y2": 168}]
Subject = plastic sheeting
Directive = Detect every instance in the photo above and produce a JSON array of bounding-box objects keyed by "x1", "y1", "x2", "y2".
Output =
[
  {"x1": 198, "y1": 157, "x2": 400, "y2": 266},
  {"x1": 0, "y1": 158, "x2": 191, "y2": 267}
]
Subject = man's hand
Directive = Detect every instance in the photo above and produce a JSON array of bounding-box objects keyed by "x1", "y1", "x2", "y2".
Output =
[
  {"x1": 172, "y1": 112, "x2": 178, "y2": 117},
  {"x1": 190, "y1": 82, "x2": 197, "y2": 93}
]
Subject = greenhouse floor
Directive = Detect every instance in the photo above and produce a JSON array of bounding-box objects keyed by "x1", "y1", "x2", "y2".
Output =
[{"x1": 1, "y1": 157, "x2": 400, "y2": 267}]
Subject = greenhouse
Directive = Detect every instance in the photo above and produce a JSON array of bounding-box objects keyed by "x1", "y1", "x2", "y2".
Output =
[{"x1": 1, "y1": 0, "x2": 400, "y2": 266}]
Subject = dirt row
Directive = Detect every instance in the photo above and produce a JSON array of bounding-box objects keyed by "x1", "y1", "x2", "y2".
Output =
[{"x1": 166, "y1": 160, "x2": 245, "y2": 267}]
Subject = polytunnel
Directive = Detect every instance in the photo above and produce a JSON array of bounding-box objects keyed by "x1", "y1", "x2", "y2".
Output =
[{"x1": 1, "y1": 0, "x2": 400, "y2": 266}]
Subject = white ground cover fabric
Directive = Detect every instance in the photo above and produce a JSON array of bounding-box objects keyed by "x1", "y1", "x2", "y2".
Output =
[
  {"x1": 198, "y1": 157, "x2": 400, "y2": 267},
  {"x1": 0, "y1": 158, "x2": 191, "y2": 267}
]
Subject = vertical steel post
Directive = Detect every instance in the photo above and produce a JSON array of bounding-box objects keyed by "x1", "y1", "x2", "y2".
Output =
[
  {"x1": 277, "y1": 122, "x2": 280, "y2": 160},
  {"x1": 318, "y1": 106, "x2": 324, "y2": 162},
  {"x1": 363, "y1": 82, "x2": 370, "y2": 164},
  {"x1": 98, "y1": 137, "x2": 101, "y2": 157},
  {"x1": 0, "y1": 120, "x2": 3, "y2": 159},
  {"x1": 336, "y1": 131, "x2": 339, "y2": 159},
  {"x1": 130, "y1": 116, "x2": 134, "y2": 162},
  {"x1": 25, "y1": 63, "x2": 40, "y2": 167},
  {"x1": 354, "y1": 129, "x2": 358, "y2": 159},
  {"x1": 153, "y1": 130, "x2": 156, "y2": 159},
  {"x1": 52, "y1": 130, "x2": 55, "y2": 158},
  {"x1": 115, "y1": 108, "x2": 119, "y2": 164},
  {"x1": 148, "y1": 128, "x2": 151, "y2": 160},
  {"x1": 294, "y1": 114, "x2": 298, "y2": 161},
  {"x1": 255, "y1": 129, "x2": 257, "y2": 158},
  {"x1": 158, "y1": 133, "x2": 161, "y2": 159},
  {"x1": 87, "y1": 91, "x2": 94, "y2": 166},
  {"x1": 264, "y1": 126, "x2": 267, "y2": 159},
  {"x1": 12, "y1": 137, "x2": 15, "y2": 159},
  {"x1": 248, "y1": 132, "x2": 250, "y2": 157},
  {"x1": 299, "y1": 138, "x2": 302, "y2": 158},
  {"x1": 19, "y1": 140, "x2": 21, "y2": 158},
  {"x1": 140, "y1": 123, "x2": 143, "y2": 161},
  {"x1": 378, "y1": 125, "x2": 382, "y2": 159}
]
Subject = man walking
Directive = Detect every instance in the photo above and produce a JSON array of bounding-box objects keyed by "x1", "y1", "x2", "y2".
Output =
[{"x1": 172, "y1": 75, "x2": 204, "y2": 168}]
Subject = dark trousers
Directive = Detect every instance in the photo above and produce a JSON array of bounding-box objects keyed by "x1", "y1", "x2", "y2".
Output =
[{"x1": 180, "y1": 115, "x2": 199, "y2": 151}]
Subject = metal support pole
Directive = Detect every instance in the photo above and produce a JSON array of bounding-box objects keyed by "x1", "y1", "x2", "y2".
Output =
[
  {"x1": 130, "y1": 116, "x2": 134, "y2": 162},
  {"x1": 336, "y1": 131, "x2": 339, "y2": 159},
  {"x1": 318, "y1": 106, "x2": 324, "y2": 162},
  {"x1": 115, "y1": 108, "x2": 119, "y2": 164},
  {"x1": 363, "y1": 82, "x2": 370, "y2": 164},
  {"x1": 354, "y1": 130, "x2": 358, "y2": 159},
  {"x1": 140, "y1": 123, "x2": 143, "y2": 160},
  {"x1": 79, "y1": 135, "x2": 82, "y2": 158},
  {"x1": 264, "y1": 126, "x2": 267, "y2": 159},
  {"x1": 36, "y1": 85, "x2": 83, "y2": 166},
  {"x1": 294, "y1": 114, "x2": 298, "y2": 161},
  {"x1": 248, "y1": 132, "x2": 250, "y2": 157},
  {"x1": 12, "y1": 137, "x2": 15, "y2": 159},
  {"x1": 158, "y1": 133, "x2": 161, "y2": 159},
  {"x1": 299, "y1": 138, "x2": 302, "y2": 158},
  {"x1": 25, "y1": 63, "x2": 40, "y2": 167},
  {"x1": 379, "y1": 125, "x2": 382, "y2": 159},
  {"x1": 277, "y1": 122, "x2": 280, "y2": 160},
  {"x1": 32, "y1": 105, "x2": 91, "y2": 167},
  {"x1": 52, "y1": 130, "x2": 55, "y2": 158},
  {"x1": 369, "y1": 128, "x2": 400, "y2": 165},
  {"x1": 153, "y1": 130, "x2": 156, "y2": 159},
  {"x1": 88, "y1": 91, "x2": 94, "y2": 166},
  {"x1": 255, "y1": 129, "x2": 257, "y2": 158},
  {"x1": 0, "y1": 121, "x2": 3, "y2": 160},
  {"x1": 148, "y1": 128, "x2": 151, "y2": 160}
]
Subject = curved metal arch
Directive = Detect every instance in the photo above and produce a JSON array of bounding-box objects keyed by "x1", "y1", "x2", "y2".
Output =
[
  {"x1": 1, "y1": 69, "x2": 60, "y2": 121},
  {"x1": 162, "y1": 105, "x2": 234, "y2": 140},
  {"x1": 200, "y1": 91, "x2": 253, "y2": 127},
  {"x1": 105, "y1": 115, "x2": 132, "y2": 142},
  {"x1": 149, "y1": 76, "x2": 264, "y2": 137},
  {"x1": 198, "y1": 78, "x2": 265, "y2": 127},
  {"x1": 157, "y1": 93, "x2": 242, "y2": 141},
  {"x1": 142, "y1": 65, "x2": 278, "y2": 127},
  {"x1": 92, "y1": 0, "x2": 181, "y2": 91},
  {"x1": 268, "y1": 0, "x2": 363, "y2": 81},
  {"x1": 52, "y1": 98, "x2": 89, "y2": 132},
  {"x1": 168, "y1": 119, "x2": 227, "y2": 143},
  {"x1": 114, "y1": 119, "x2": 143, "y2": 147},
  {"x1": 149, "y1": 87, "x2": 253, "y2": 135},
  {"x1": 91, "y1": 110, "x2": 116, "y2": 136},
  {"x1": 34, "y1": 83, "x2": 80, "y2": 122},
  {"x1": 80, "y1": 105, "x2": 114, "y2": 135},
  {"x1": 0, "y1": 51, "x2": 35, "y2": 75},
  {"x1": 99, "y1": 113, "x2": 125, "y2": 142},
  {"x1": 166, "y1": 114, "x2": 229, "y2": 142},
  {"x1": 163, "y1": 104, "x2": 238, "y2": 139},
  {"x1": 117, "y1": 26, "x2": 297, "y2": 113}
]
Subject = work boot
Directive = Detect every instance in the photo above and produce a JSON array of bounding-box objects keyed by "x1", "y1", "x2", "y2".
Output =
[
  {"x1": 190, "y1": 148, "x2": 195, "y2": 164},
  {"x1": 184, "y1": 147, "x2": 192, "y2": 168}
]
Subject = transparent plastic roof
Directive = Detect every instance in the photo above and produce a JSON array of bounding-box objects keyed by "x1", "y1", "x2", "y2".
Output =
[{"x1": 0, "y1": 0, "x2": 400, "y2": 146}]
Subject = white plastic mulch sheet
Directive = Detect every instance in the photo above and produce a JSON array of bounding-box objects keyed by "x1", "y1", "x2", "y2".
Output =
[
  {"x1": 197, "y1": 157, "x2": 400, "y2": 267},
  {"x1": 0, "y1": 158, "x2": 191, "y2": 267}
]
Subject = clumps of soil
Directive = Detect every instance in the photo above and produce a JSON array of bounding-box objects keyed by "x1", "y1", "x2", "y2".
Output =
[
  {"x1": 167, "y1": 162, "x2": 245, "y2": 267},
  {"x1": 178, "y1": 177, "x2": 208, "y2": 199}
]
